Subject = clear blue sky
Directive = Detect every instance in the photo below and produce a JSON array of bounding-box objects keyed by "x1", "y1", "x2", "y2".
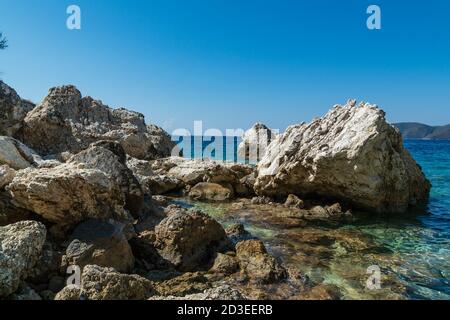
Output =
[{"x1": 1, "y1": 0, "x2": 449, "y2": 133}]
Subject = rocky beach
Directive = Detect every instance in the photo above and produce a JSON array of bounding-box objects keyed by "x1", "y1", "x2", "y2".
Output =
[{"x1": 0, "y1": 81, "x2": 439, "y2": 300}]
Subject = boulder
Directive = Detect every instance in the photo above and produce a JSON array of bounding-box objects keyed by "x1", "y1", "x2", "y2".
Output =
[
  {"x1": 235, "y1": 240, "x2": 286, "y2": 283},
  {"x1": 151, "y1": 285, "x2": 246, "y2": 300},
  {"x1": 0, "y1": 136, "x2": 42, "y2": 170},
  {"x1": 0, "y1": 81, "x2": 35, "y2": 136},
  {"x1": 255, "y1": 101, "x2": 431, "y2": 213},
  {"x1": 0, "y1": 221, "x2": 47, "y2": 297},
  {"x1": 80, "y1": 265, "x2": 154, "y2": 300},
  {"x1": 284, "y1": 194, "x2": 304, "y2": 209},
  {"x1": 55, "y1": 265, "x2": 154, "y2": 300},
  {"x1": 62, "y1": 219, "x2": 135, "y2": 273},
  {"x1": 0, "y1": 165, "x2": 15, "y2": 189},
  {"x1": 210, "y1": 253, "x2": 239, "y2": 275},
  {"x1": 154, "y1": 208, "x2": 230, "y2": 271},
  {"x1": 238, "y1": 123, "x2": 278, "y2": 163},
  {"x1": 69, "y1": 143, "x2": 144, "y2": 217},
  {"x1": 17, "y1": 85, "x2": 175, "y2": 160},
  {"x1": 7, "y1": 162, "x2": 129, "y2": 231},
  {"x1": 189, "y1": 182, "x2": 233, "y2": 201},
  {"x1": 225, "y1": 224, "x2": 256, "y2": 246},
  {"x1": 152, "y1": 272, "x2": 211, "y2": 297}
]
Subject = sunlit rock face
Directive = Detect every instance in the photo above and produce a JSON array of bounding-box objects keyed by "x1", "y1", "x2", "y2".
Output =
[
  {"x1": 17, "y1": 85, "x2": 175, "y2": 160},
  {"x1": 238, "y1": 123, "x2": 279, "y2": 164},
  {"x1": 255, "y1": 100, "x2": 431, "y2": 214}
]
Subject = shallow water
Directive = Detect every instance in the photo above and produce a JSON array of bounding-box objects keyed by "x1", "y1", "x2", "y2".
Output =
[{"x1": 176, "y1": 139, "x2": 450, "y2": 300}]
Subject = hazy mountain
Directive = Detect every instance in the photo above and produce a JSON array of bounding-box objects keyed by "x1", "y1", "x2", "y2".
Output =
[{"x1": 394, "y1": 122, "x2": 450, "y2": 140}]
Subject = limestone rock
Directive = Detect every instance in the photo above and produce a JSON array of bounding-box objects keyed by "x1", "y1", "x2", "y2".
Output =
[
  {"x1": 80, "y1": 265, "x2": 153, "y2": 300},
  {"x1": 0, "y1": 221, "x2": 47, "y2": 297},
  {"x1": 0, "y1": 136, "x2": 42, "y2": 170},
  {"x1": 69, "y1": 143, "x2": 144, "y2": 217},
  {"x1": 18, "y1": 85, "x2": 175, "y2": 160},
  {"x1": 154, "y1": 208, "x2": 230, "y2": 271},
  {"x1": 238, "y1": 123, "x2": 278, "y2": 163},
  {"x1": 151, "y1": 285, "x2": 246, "y2": 300},
  {"x1": 235, "y1": 240, "x2": 286, "y2": 283},
  {"x1": 284, "y1": 194, "x2": 305, "y2": 209},
  {"x1": 0, "y1": 81, "x2": 35, "y2": 136},
  {"x1": 0, "y1": 165, "x2": 15, "y2": 189},
  {"x1": 210, "y1": 253, "x2": 239, "y2": 275},
  {"x1": 255, "y1": 101, "x2": 431, "y2": 213},
  {"x1": 189, "y1": 182, "x2": 233, "y2": 201},
  {"x1": 7, "y1": 162, "x2": 129, "y2": 231},
  {"x1": 225, "y1": 224, "x2": 256, "y2": 246},
  {"x1": 62, "y1": 219, "x2": 135, "y2": 273}
]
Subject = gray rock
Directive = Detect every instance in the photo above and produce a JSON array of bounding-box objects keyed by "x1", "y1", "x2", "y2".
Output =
[
  {"x1": 0, "y1": 136, "x2": 42, "y2": 170},
  {"x1": 0, "y1": 221, "x2": 47, "y2": 297},
  {"x1": 0, "y1": 81, "x2": 34, "y2": 136},
  {"x1": 238, "y1": 123, "x2": 278, "y2": 164}
]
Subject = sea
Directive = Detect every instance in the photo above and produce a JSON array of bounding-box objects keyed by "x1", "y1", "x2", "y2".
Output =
[{"x1": 176, "y1": 137, "x2": 450, "y2": 299}]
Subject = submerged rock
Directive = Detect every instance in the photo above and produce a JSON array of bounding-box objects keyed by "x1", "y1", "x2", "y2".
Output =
[
  {"x1": 17, "y1": 85, "x2": 175, "y2": 160},
  {"x1": 0, "y1": 81, "x2": 35, "y2": 136},
  {"x1": 235, "y1": 240, "x2": 287, "y2": 283},
  {"x1": 154, "y1": 208, "x2": 230, "y2": 271},
  {"x1": 255, "y1": 101, "x2": 431, "y2": 213},
  {"x1": 0, "y1": 221, "x2": 47, "y2": 297},
  {"x1": 238, "y1": 123, "x2": 278, "y2": 163}
]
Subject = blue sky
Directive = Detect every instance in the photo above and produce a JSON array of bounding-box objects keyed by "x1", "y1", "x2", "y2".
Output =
[{"x1": 1, "y1": 0, "x2": 449, "y2": 133}]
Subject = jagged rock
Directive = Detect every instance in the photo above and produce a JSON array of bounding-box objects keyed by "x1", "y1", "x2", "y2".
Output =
[
  {"x1": 0, "y1": 165, "x2": 15, "y2": 189},
  {"x1": 284, "y1": 194, "x2": 304, "y2": 209},
  {"x1": 62, "y1": 219, "x2": 135, "y2": 273},
  {"x1": 18, "y1": 85, "x2": 175, "y2": 160},
  {"x1": 238, "y1": 123, "x2": 278, "y2": 163},
  {"x1": 54, "y1": 285, "x2": 82, "y2": 300},
  {"x1": 0, "y1": 221, "x2": 47, "y2": 297},
  {"x1": 146, "y1": 124, "x2": 179, "y2": 159},
  {"x1": 251, "y1": 196, "x2": 273, "y2": 205},
  {"x1": 189, "y1": 182, "x2": 233, "y2": 201},
  {"x1": 154, "y1": 208, "x2": 230, "y2": 271},
  {"x1": 151, "y1": 285, "x2": 246, "y2": 300},
  {"x1": 69, "y1": 143, "x2": 144, "y2": 217},
  {"x1": 0, "y1": 136, "x2": 42, "y2": 169},
  {"x1": 225, "y1": 224, "x2": 256, "y2": 246},
  {"x1": 210, "y1": 253, "x2": 239, "y2": 275},
  {"x1": 146, "y1": 175, "x2": 182, "y2": 195},
  {"x1": 7, "y1": 162, "x2": 130, "y2": 232},
  {"x1": 80, "y1": 265, "x2": 153, "y2": 300},
  {"x1": 0, "y1": 81, "x2": 35, "y2": 136},
  {"x1": 151, "y1": 157, "x2": 254, "y2": 193},
  {"x1": 235, "y1": 240, "x2": 287, "y2": 283},
  {"x1": 152, "y1": 272, "x2": 211, "y2": 297},
  {"x1": 255, "y1": 101, "x2": 431, "y2": 213}
]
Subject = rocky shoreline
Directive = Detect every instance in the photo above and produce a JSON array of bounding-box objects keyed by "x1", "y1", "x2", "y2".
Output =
[{"x1": 0, "y1": 81, "x2": 430, "y2": 300}]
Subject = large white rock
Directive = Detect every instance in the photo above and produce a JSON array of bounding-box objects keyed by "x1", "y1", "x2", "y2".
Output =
[
  {"x1": 238, "y1": 123, "x2": 278, "y2": 164},
  {"x1": 0, "y1": 136, "x2": 42, "y2": 170},
  {"x1": 254, "y1": 101, "x2": 431, "y2": 213}
]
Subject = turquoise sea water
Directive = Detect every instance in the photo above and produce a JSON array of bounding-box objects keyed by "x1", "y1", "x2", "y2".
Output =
[{"x1": 177, "y1": 138, "x2": 450, "y2": 299}]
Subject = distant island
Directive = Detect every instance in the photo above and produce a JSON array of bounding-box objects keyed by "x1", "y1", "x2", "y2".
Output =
[{"x1": 393, "y1": 123, "x2": 450, "y2": 140}]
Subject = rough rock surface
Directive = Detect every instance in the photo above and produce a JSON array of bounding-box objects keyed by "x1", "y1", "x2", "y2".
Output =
[
  {"x1": 154, "y1": 208, "x2": 230, "y2": 271},
  {"x1": 69, "y1": 143, "x2": 144, "y2": 217},
  {"x1": 255, "y1": 101, "x2": 431, "y2": 213},
  {"x1": 17, "y1": 85, "x2": 175, "y2": 160},
  {"x1": 238, "y1": 123, "x2": 278, "y2": 163},
  {"x1": 0, "y1": 221, "x2": 47, "y2": 297},
  {"x1": 0, "y1": 81, "x2": 35, "y2": 136},
  {"x1": 189, "y1": 182, "x2": 233, "y2": 201},
  {"x1": 235, "y1": 240, "x2": 286, "y2": 283},
  {"x1": 151, "y1": 285, "x2": 246, "y2": 300},
  {"x1": 55, "y1": 265, "x2": 154, "y2": 300},
  {"x1": 151, "y1": 157, "x2": 254, "y2": 195},
  {"x1": 7, "y1": 162, "x2": 129, "y2": 231},
  {"x1": 0, "y1": 136, "x2": 42, "y2": 170},
  {"x1": 62, "y1": 219, "x2": 134, "y2": 273},
  {"x1": 0, "y1": 165, "x2": 16, "y2": 189},
  {"x1": 210, "y1": 253, "x2": 239, "y2": 275}
]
